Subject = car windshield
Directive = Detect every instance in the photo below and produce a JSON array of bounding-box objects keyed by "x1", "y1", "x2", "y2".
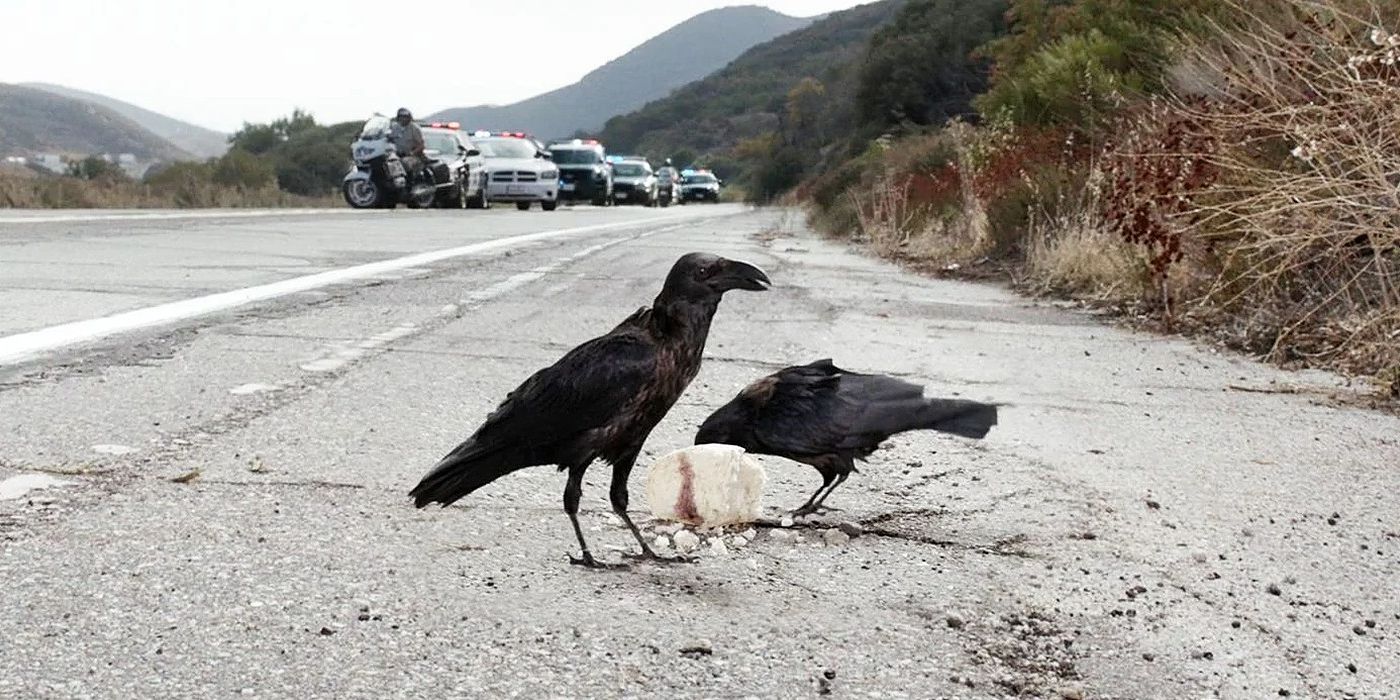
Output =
[
  {"x1": 423, "y1": 132, "x2": 459, "y2": 155},
  {"x1": 359, "y1": 115, "x2": 391, "y2": 139},
  {"x1": 478, "y1": 138, "x2": 537, "y2": 159},
  {"x1": 612, "y1": 163, "x2": 649, "y2": 177},
  {"x1": 551, "y1": 149, "x2": 603, "y2": 165},
  {"x1": 683, "y1": 174, "x2": 718, "y2": 184}
]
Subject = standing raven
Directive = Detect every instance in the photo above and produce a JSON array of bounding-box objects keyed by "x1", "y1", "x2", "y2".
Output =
[
  {"x1": 410, "y1": 252, "x2": 769, "y2": 567},
  {"x1": 695, "y1": 359, "x2": 997, "y2": 516}
]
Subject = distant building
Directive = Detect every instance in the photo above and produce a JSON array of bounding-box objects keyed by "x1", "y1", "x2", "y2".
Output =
[{"x1": 33, "y1": 154, "x2": 66, "y2": 173}]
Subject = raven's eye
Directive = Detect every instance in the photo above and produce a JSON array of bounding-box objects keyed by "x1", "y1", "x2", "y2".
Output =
[{"x1": 697, "y1": 264, "x2": 714, "y2": 277}]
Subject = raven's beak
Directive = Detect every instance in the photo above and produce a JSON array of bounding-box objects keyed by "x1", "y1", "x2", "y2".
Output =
[{"x1": 718, "y1": 259, "x2": 771, "y2": 292}]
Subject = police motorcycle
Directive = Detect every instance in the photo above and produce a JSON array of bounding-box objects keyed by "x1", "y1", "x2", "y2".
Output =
[{"x1": 341, "y1": 115, "x2": 437, "y2": 209}]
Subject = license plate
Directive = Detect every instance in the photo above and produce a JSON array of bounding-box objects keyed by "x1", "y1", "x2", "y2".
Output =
[
  {"x1": 561, "y1": 183, "x2": 575, "y2": 192},
  {"x1": 616, "y1": 192, "x2": 628, "y2": 199},
  {"x1": 507, "y1": 185, "x2": 527, "y2": 195}
]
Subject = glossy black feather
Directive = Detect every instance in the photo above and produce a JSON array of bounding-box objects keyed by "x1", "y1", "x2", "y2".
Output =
[
  {"x1": 696, "y1": 359, "x2": 998, "y2": 462},
  {"x1": 410, "y1": 330, "x2": 656, "y2": 507}
]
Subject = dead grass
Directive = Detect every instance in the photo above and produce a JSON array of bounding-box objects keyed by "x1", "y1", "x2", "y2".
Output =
[
  {"x1": 0, "y1": 172, "x2": 335, "y2": 209},
  {"x1": 1163, "y1": 0, "x2": 1400, "y2": 377}
]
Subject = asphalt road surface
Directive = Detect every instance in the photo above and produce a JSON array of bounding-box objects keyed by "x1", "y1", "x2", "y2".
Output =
[{"x1": 1, "y1": 205, "x2": 1396, "y2": 698}]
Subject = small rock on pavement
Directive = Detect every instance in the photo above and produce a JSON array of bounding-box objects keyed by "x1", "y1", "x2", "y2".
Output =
[
  {"x1": 780, "y1": 515, "x2": 795, "y2": 528},
  {"x1": 679, "y1": 640, "x2": 713, "y2": 657},
  {"x1": 710, "y1": 538, "x2": 729, "y2": 556},
  {"x1": 769, "y1": 529, "x2": 796, "y2": 544},
  {"x1": 653, "y1": 535, "x2": 671, "y2": 550},
  {"x1": 821, "y1": 528, "x2": 851, "y2": 547},
  {"x1": 673, "y1": 530, "x2": 700, "y2": 553},
  {"x1": 838, "y1": 521, "x2": 864, "y2": 538},
  {"x1": 946, "y1": 614, "x2": 965, "y2": 630},
  {"x1": 1059, "y1": 686, "x2": 1085, "y2": 700}
]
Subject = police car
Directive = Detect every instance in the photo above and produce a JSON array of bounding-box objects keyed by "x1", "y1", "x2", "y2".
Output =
[
  {"x1": 472, "y1": 131, "x2": 559, "y2": 211},
  {"x1": 548, "y1": 139, "x2": 613, "y2": 206},
  {"x1": 421, "y1": 122, "x2": 489, "y2": 209},
  {"x1": 608, "y1": 156, "x2": 659, "y2": 206},
  {"x1": 679, "y1": 169, "x2": 722, "y2": 203}
]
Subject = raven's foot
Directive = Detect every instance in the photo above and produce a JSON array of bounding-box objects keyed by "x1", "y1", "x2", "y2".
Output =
[
  {"x1": 625, "y1": 551, "x2": 697, "y2": 565},
  {"x1": 790, "y1": 504, "x2": 840, "y2": 518},
  {"x1": 568, "y1": 551, "x2": 625, "y2": 569}
]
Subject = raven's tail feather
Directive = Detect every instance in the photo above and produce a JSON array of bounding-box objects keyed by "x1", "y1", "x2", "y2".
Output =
[
  {"x1": 409, "y1": 442, "x2": 533, "y2": 508},
  {"x1": 915, "y1": 398, "x2": 999, "y2": 440}
]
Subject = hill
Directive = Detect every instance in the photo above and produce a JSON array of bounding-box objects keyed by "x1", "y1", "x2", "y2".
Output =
[
  {"x1": 0, "y1": 84, "x2": 191, "y2": 161},
  {"x1": 23, "y1": 82, "x2": 228, "y2": 158},
  {"x1": 426, "y1": 5, "x2": 810, "y2": 139},
  {"x1": 597, "y1": 0, "x2": 906, "y2": 163}
]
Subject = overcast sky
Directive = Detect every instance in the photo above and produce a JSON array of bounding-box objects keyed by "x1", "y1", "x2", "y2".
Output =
[{"x1": 1, "y1": 0, "x2": 870, "y2": 132}]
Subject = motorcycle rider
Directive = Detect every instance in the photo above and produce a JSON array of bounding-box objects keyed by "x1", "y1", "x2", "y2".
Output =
[{"x1": 390, "y1": 107, "x2": 427, "y2": 184}]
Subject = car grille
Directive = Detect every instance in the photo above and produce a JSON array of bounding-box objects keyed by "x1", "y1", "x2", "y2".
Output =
[
  {"x1": 614, "y1": 182, "x2": 635, "y2": 193},
  {"x1": 491, "y1": 171, "x2": 544, "y2": 183}
]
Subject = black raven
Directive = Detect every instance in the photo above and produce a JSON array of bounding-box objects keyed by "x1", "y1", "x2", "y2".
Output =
[
  {"x1": 694, "y1": 359, "x2": 998, "y2": 516},
  {"x1": 410, "y1": 252, "x2": 770, "y2": 567}
]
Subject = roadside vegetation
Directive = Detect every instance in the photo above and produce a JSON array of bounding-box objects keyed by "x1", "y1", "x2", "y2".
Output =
[
  {"x1": 747, "y1": 0, "x2": 1399, "y2": 398},
  {"x1": 1, "y1": 110, "x2": 350, "y2": 208}
]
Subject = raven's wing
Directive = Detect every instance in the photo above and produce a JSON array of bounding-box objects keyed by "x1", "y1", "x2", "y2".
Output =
[
  {"x1": 746, "y1": 362, "x2": 995, "y2": 459},
  {"x1": 410, "y1": 330, "x2": 656, "y2": 506},
  {"x1": 468, "y1": 332, "x2": 656, "y2": 454},
  {"x1": 742, "y1": 361, "x2": 858, "y2": 458}
]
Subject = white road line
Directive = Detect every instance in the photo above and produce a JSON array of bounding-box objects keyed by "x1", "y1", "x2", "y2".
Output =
[
  {"x1": 0, "y1": 213, "x2": 706, "y2": 366},
  {"x1": 290, "y1": 226, "x2": 681, "y2": 375},
  {"x1": 0, "y1": 209, "x2": 368, "y2": 224}
]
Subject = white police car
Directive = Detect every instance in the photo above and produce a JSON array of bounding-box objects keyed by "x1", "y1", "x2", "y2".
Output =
[{"x1": 473, "y1": 131, "x2": 559, "y2": 211}]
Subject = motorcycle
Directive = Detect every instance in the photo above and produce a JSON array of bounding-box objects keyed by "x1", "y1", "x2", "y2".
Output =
[{"x1": 341, "y1": 115, "x2": 436, "y2": 209}]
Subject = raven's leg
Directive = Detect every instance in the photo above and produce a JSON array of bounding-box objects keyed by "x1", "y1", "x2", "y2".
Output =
[
  {"x1": 609, "y1": 454, "x2": 693, "y2": 564},
  {"x1": 607, "y1": 454, "x2": 655, "y2": 557},
  {"x1": 564, "y1": 464, "x2": 604, "y2": 568},
  {"x1": 808, "y1": 471, "x2": 850, "y2": 513},
  {"x1": 792, "y1": 471, "x2": 836, "y2": 517}
]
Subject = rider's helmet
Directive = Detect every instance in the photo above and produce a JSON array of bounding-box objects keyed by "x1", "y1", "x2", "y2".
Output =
[{"x1": 395, "y1": 108, "x2": 413, "y2": 123}]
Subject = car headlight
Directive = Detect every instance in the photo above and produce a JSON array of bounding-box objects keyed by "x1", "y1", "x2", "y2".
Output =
[{"x1": 539, "y1": 169, "x2": 557, "y2": 180}]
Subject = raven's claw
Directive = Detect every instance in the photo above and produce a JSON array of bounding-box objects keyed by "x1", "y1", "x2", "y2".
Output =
[
  {"x1": 568, "y1": 552, "x2": 625, "y2": 569},
  {"x1": 625, "y1": 551, "x2": 697, "y2": 565}
]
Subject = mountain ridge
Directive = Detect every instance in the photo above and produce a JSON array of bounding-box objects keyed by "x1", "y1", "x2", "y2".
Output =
[
  {"x1": 22, "y1": 82, "x2": 228, "y2": 158},
  {"x1": 0, "y1": 83, "x2": 192, "y2": 162},
  {"x1": 426, "y1": 5, "x2": 811, "y2": 139}
]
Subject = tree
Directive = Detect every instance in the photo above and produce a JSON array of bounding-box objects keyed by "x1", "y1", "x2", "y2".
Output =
[
  {"x1": 229, "y1": 108, "x2": 319, "y2": 155},
  {"x1": 855, "y1": 0, "x2": 1008, "y2": 130},
  {"x1": 212, "y1": 148, "x2": 276, "y2": 189},
  {"x1": 67, "y1": 156, "x2": 126, "y2": 181},
  {"x1": 783, "y1": 78, "x2": 828, "y2": 145}
]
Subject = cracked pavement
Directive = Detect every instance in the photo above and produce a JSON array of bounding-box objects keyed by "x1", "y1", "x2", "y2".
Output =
[{"x1": 0, "y1": 206, "x2": 1396, "y2": 698}]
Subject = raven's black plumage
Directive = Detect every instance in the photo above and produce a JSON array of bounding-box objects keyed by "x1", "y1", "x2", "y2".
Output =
[
  {"x1": 695, "y1": 359, "x2": 998, "y2": 515},
  {"x1": 410, "y1": 252, "x2": 769, "y2": 567}
]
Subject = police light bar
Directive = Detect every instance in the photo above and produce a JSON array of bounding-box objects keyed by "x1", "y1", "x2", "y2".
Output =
[{"x1": 427, "y1": 122, "x2": 462, "y2": 130}]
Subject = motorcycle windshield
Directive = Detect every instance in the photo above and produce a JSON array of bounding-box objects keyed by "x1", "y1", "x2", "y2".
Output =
[{"x1": 360, "y1": 116, "x2": 391, "y2": 139}]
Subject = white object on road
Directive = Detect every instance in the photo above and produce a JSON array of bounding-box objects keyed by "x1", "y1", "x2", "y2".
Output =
[
  {"x1": 91, "y1": 444, "x2": 137, "y2": 456},
  {"x1": 645, "y1": 444, "x2": 765, "y2": 527},
  {"x1": 0, "y1": 474, "x2": 73, "y2": 500}
]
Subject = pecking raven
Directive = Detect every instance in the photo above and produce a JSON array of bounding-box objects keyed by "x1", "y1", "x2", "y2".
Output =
[
  {"x1": 695, "y1": 359, "x2": 997, "y2": 516},
  {"x1": 410, "y1": 252, "x2": 770, "y2": 567}
]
